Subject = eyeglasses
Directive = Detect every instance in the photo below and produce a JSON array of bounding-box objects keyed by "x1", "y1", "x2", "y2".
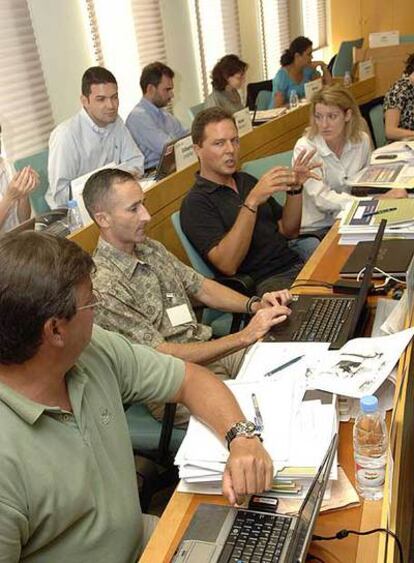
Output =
[{"x1": 77, "y1": 289, "x2": 102, "y2": 311}]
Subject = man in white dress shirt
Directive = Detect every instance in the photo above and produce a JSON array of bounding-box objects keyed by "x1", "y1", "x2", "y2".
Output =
[{"x1": 46, "y1": 67, "x2": 144, "y2": 209}]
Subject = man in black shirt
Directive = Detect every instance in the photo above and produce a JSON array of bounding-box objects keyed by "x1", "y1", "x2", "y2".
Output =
[{"x1": 180, "y1": 107, "x2": 320, "y2": 295}]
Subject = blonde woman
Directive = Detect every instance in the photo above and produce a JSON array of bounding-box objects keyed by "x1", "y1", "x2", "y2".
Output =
[{"x1": 293, "y1": 85, "x2": 404, "y2": 236}]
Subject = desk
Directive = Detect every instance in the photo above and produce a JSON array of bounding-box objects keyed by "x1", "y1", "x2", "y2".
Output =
[
  {"x1": 69, "y1": 78, "x2": 376, "y2": 264},
  {"x1": 139, "y1": 224, "x2": 411, "y2": 563}
]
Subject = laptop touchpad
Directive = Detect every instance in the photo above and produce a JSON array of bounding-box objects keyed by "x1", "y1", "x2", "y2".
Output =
[{"x1": 184, "y1": 505, "x2": 231, "y2": 542}]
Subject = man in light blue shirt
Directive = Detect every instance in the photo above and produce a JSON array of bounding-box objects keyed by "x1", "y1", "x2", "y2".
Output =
[
  {"x1": 46, "y1": 67, "x2": 144, "y2": 209},
  {"x1": 126, "y1": 62, "x2": 188, "y2": 170}
]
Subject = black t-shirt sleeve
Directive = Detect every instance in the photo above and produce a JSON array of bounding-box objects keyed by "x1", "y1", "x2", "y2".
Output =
[{"x1": 181, "y1": 191, "x2": 228, "y2": 258}]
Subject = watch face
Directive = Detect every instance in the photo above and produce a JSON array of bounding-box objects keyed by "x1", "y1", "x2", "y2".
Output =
[{"x1": 236, "y1": 421, "x2": 256, "y2": 435}]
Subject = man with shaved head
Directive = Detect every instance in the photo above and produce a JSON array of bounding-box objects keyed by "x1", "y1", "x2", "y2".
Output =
[{"x1": 83, "y1": 168, "x2": 292, "y2": 425}]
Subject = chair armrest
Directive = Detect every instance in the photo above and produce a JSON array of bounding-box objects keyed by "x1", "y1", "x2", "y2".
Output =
[
  {"x1": 157, "y1": 402, "x2": 177, "y2": 463},
  {"x1": 215, "y1": 273, "x2": 256, "y2": 297}
]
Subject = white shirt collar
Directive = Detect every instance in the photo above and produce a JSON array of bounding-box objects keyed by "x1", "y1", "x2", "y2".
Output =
[{"x1": 80, "y1": 107, "x2": 116, "y2": 136}]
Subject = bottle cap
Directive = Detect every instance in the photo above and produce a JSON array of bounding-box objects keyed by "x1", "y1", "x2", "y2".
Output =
[
  {"x1": 67, "y1": 199, "x2": 77, "y2": 208},
  {"x1": 360, "y1": 395, "x2": 378, "y2": 413}
]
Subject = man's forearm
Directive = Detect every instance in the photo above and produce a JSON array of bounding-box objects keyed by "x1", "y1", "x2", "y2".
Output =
[
  {"x1": 207, "y1": 207, "x2": 257, "y2": 276},
  {"x1": 194, "y1": 278, "x2": 249, "y2": 313},
  {"x1": 172, "y1": 363, "x2": 245, "y2": 436},
  {"x1": 157, "y1": 330, "x2": 246, "y2": 365},
  {"x1": 280, "y1": 193, "x2": 302, "y2": 237},
  {"x1": 17, "y1": 197, "x2": 31, "y2": 223}
]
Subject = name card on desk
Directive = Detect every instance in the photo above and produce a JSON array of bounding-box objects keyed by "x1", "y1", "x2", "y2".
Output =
[
  {"x1": 369, "y1": 30, "x2": 399, "y2": 48},
  {"x1": 174, "y1": 135, "x2": 197, "y2": 171},
  {"x1": 358, "y1": 59, "x2": 375, "y2": 81},
  {"x1": 234, "y1": 107, "x2": 253, "y2": 136},
  {"x1": 304, "y1": 78, "x2": 322, "y2": 101}
]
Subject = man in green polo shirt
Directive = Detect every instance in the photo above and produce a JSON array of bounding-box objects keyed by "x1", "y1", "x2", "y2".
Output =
[{"x1": 0, "y1": 231, "x2": 273, "y2": 562}]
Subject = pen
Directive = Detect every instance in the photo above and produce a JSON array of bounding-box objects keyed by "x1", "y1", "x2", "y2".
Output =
[
  {"x1": 251, "y1": 393, "x2": 264, "y2": 431},
  {"x1": 362, "y1": 207, "x2": 397, "y2": 218},
  {"x1": 264, "y1": 355, "x2": 305, "y2": 377}
]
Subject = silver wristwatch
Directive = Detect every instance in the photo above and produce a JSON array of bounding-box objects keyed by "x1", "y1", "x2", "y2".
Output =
[{"x1": 225, "y1": 421, "x2": 262, "y2": 449}]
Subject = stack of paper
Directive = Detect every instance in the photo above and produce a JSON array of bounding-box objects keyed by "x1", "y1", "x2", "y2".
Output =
[
  {"x1": 338, "y1": 199, "x2": 414, "y2": 244},
  {"x1": 175, "y1": 370, "x2": 338, "y2": 498}
]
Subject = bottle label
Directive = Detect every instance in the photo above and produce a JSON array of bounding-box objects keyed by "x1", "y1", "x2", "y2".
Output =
[{"x1": 355, "y1": 464, "x2": 385, "y2": 487}]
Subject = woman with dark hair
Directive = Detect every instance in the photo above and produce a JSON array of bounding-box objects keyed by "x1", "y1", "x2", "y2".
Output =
[
  {"x1": 384, "y1": 53, "x2": 414, "y2": 140},
  {"x1": 271, "y1": 36, "x2": 332, "y2": 108},
  {"x1": 204, "y1": 54, "x2": 248, "y2": 114}
]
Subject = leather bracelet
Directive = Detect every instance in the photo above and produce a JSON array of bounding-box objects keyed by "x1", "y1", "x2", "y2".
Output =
[
  {"x1": 287, "y1": 185, "x2": 303, "y2": 196},
  {"x1": 246, "y1": 295, "x2": 261, "y2": 314},
  {"x1": 241, "y1": 202, "x2": 257, "y2": 213}
]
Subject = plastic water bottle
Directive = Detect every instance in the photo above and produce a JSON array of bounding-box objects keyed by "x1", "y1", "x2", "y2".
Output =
[
  {"x1": 343, "y1": 71, "x2": 352, "y2": 87},
  {"x1": 353, "y1": 395, "x2": 387, "y2": 500},
  {"x1": 289, "y1": 89, "x2": 299, "y2": 110},
  {"x1": 66, "y1": 199, "x2": 83, "y2": 233}
]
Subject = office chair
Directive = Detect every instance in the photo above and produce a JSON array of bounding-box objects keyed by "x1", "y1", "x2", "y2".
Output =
[
  {"x1": 242, "y1": 150, "x2": 293, "y2": 206},
  {"x1": 14, "y1": 148, "x2": 50, "y2": 214},
  {"x1": 246, "y1": 80, "x2": 272, "y2": 110},
  {"x1": 359, "y1": 96, "x2": 386, "y2": 148},
  {"x1": 332, "y1": 38, "x2": 364, "y2": 77},
  {"x1": 188, "y1": 102, "x2": 205, "y2": 121},
  {"x1": 126, "y1": 402, "x2": 186, "y2": 512},
  {"x1": 171, "y1": 211, "x2": 253, "y2": 334},
  {"x1": 255, "y1": 90, "x2": 273, "y2": 110}
]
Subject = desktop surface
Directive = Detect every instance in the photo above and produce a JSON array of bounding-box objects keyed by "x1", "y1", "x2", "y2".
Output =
[{"x1": 139, "y1": 225, "x2": 383, "y2": 563}]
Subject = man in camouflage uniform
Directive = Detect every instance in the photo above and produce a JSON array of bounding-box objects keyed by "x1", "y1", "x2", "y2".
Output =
[{"x1": 83, "y1": 168, "x2": 291, "y2": 424}]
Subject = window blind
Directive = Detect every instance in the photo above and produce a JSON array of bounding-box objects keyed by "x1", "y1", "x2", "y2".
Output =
[
  {"x1": 0, "y1": 0, "x2": 54, "y2": 160},
  {"x1": 130, "y1": 0, "x2": 167, "y2": 67},
  {"x1": 83, "y1": 0, "x2": 105, "y2": 66},
  {"x1": 193, "y1": 0, "x2": 242, "y2": 99},
  {"x1": 301, "y1": 0, "x2": 327, "y2": 51},
  {"x1": 259, "y1": 0, "x2": 291, "y2": 80}
]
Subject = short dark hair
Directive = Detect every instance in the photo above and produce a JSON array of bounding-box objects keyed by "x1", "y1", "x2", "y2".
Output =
[
  {"x1": 191, "y1": 107, "x2": 236, "y2": 146},
  {"x1": 0, "y1": 232, "x2": 94, "y2": 364},
  {"x1": 280, "y1": 36, "x2": 313, "y2": 66},
  {"x1": 83, "y1": 168, "x2": 136, "y2": 220},
  {"x1": 140, "y1": 62, "x2": 175, "y2": 94},
  {"x1": 81, "y1": 66, "x2": 117, "y2": 97},
  {"x1": 404, "y1": 53, "x2": 414, "y2": 75},
  {"x1": 211, "y1": 54, "x2": 248, "y2": 91}
]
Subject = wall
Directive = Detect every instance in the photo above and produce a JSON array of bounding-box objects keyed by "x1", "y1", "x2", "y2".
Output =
[{"x1": 28, "y1": 0, "x2": 93, "y2": 125}]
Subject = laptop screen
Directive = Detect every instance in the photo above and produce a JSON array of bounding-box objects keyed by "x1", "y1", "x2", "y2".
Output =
[
  {"x1": 347, "y1": 219, "x2": 386, "y2": 337},
  {"x1": 290, "y1": 434, "x2": 338, "y2": 562}
]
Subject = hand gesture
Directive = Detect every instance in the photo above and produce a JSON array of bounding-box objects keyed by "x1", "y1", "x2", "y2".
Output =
[
  {"x1": 292, "y1": 148, "x2": 322, "y2": 187},
  {"x1": 223, "y1": 436, "x2": 273, "y2": 505},
  {"x1": 247, "y1": 167, "x2": 297, "y2": 208},
  {"x1": 6, "y1": 167, "x2": 39, "y2": 202}
]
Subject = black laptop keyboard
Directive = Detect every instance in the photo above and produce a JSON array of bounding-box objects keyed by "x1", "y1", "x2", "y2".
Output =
[
  {"x1": 292, "y1": 296, "x2": 354, "y2": 343},
  {"x1": 217, "y1": 510, "x2": 292, "y2": 563}
]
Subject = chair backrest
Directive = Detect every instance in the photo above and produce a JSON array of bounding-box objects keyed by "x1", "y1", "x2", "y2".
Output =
[
  {"x1": 14, "y1": 149, "x2": 50, "y2": 214},
  {"x1": 189, "y1": 102, "x2": 205, "y2": 120},
  {"x1": 359, "y1": 96, "x2": 385, "y2": 149},
  {"x1": 332, "y1": 38, "x2": 364, "y2": 77},
  {"x1": 256, "y1": 90, "x2": 273, "y2": 110},
  {"x1": 369, "y1": 104, "x2": 386, "y2": 148},
  {"x1": 171, "y1": 211, "x2": 214, "y2": 278},
  {"x1": 246, "y1": 80, "x2": 272, "y2": 110},
  {"x1": 242, "y1": 150, "x2": 293, "y2": 206}
]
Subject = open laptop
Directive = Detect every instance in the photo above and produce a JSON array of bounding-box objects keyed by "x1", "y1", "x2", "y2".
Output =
[
  {"x1": 172, "y1": 434, "x2": 338, "y2": 563},
  {"x1": 144, "y1": 134, "x2": 188, "y2": 181},
  {"x1": 267, "y1": 220, "x2": 386, "y2": 350}
]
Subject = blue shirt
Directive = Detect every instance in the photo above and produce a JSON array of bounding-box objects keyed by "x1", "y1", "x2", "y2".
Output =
[
  {"x1": 47, "y1": 109, "x2": 144, "y2": 209},
  {"x1": 126, "y1": 98, "x2": 188, "y2": 170},
  {"x1": 269, "y1": 67, "x2": 315, "y2": 108}
]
